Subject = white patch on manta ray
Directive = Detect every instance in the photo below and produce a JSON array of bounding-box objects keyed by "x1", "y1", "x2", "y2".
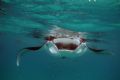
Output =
[{"x1": 46, "y1": 36, "x2": 87, "y2": 57}]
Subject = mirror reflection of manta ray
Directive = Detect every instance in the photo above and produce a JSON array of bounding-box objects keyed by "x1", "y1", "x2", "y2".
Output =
[{"x1": 16, "y1": 26, "x2": 111, "y2": 66}]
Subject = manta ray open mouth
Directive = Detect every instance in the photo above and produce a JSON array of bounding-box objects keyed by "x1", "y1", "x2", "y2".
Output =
[{"x1": 53, "y1": 38, "x2": 80, "y2": 51}]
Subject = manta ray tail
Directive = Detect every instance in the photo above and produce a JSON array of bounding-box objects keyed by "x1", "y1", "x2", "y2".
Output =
[{"x1": 16, "y1": 42, "x2": 47, "y2": 66}]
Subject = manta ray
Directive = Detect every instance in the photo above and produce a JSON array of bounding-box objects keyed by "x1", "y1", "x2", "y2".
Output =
[{"x1": 16, "y1": 26, "x2": 111, "y2": 66}]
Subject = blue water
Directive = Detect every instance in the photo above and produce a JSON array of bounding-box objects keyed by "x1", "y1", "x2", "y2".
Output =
[{"x1": 0, "y1": 0, "x2": 120, "y2": 80}]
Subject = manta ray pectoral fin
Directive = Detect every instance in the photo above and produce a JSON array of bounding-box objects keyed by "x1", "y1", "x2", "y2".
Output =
[
  {"x1": 17, "y1": 49, "x2": 28, "y2": 67},
  {"x1": 16, "y1": 46, "x2": 42, "y2": 66},
  {"x1": 86, "y1": 45, "x2": 112, "y2": 55},
  {"x1": 16, "y1": 41, "x2": 47, "y2": 66}
]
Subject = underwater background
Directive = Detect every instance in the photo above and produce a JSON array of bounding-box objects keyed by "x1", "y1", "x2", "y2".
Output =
[{"x1": 0, "y1": 0, "x2": 120, "y2": 80}]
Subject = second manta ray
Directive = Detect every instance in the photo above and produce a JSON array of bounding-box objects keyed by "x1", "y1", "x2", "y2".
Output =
[{"x1": 16, "y1": 26, "x2": 111, "y2": 66}]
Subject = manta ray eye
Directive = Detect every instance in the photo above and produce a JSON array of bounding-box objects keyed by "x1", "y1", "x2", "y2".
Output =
[{"x1": 45, "y1": 36, "x2": 55, "y2": 41}]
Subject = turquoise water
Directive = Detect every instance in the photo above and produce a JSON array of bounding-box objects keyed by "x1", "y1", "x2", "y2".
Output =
[{"x1": 0, "y1": 0, "x2": 120, "y2": 80}]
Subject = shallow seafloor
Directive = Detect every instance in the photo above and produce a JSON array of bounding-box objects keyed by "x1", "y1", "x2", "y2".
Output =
[{"x1": 0, "y1": 0, "x2": 120, "y2": 80}]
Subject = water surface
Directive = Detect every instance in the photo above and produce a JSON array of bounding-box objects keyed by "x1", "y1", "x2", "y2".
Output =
[{"x1": 0, "y1": 0, "x2": 120, "y2": 80}]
